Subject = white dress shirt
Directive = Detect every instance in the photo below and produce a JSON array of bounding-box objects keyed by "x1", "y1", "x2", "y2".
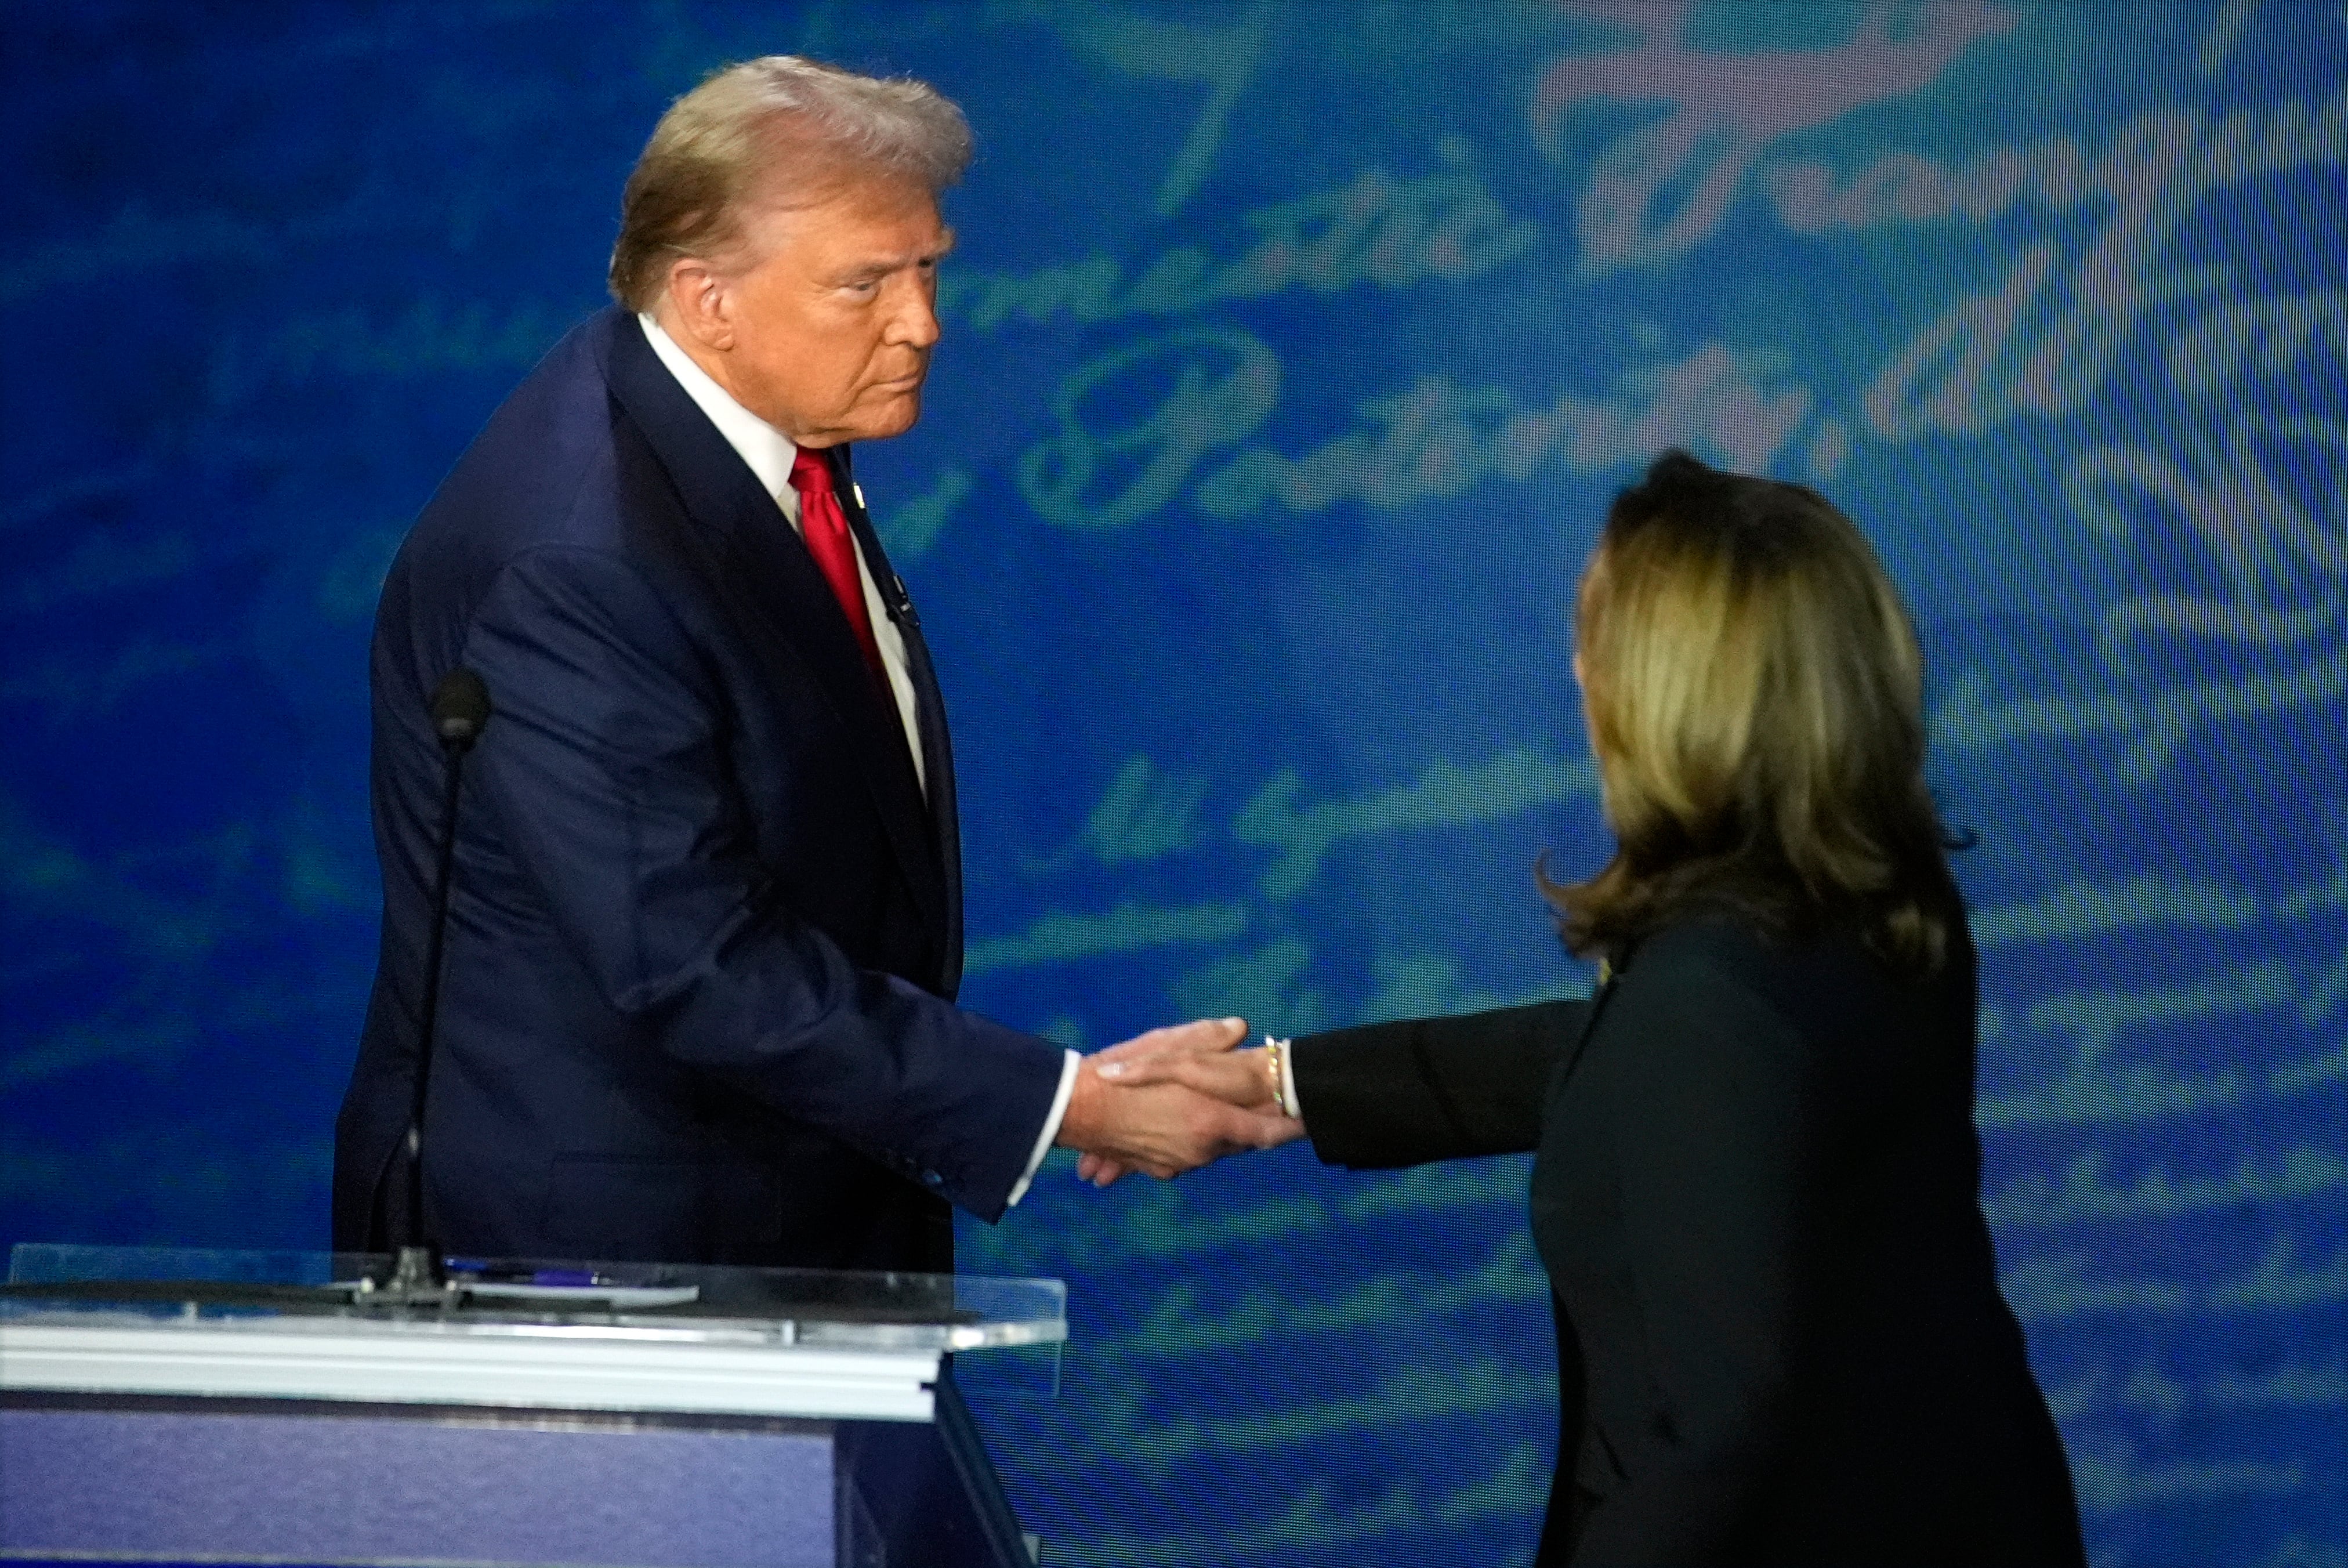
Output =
[{"x1": 637, "y1": 314, "x2": 1076, "y2": 1205}]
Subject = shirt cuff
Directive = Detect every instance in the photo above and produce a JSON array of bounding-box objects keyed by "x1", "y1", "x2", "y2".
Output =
[
  {"x1": 1280, "y1": 1039, "x2": 1303, "y2": 1121},
  {"x1": 1004, "y1": 1049, "x2": 1082, "y2": 1207}
]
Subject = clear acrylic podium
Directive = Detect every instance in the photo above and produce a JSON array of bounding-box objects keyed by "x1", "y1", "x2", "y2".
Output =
[{"x1": 0, "y1": 1244, "x2": 1064, "y2": 1567}]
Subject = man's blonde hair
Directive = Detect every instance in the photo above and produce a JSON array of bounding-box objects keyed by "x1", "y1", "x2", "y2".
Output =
[
  {"x1": 1547, "y1": 451, "x2": 1959, "y2": 977},
  {"x1": 608, "y1": 56, "x2": 972, "y2": 312}
]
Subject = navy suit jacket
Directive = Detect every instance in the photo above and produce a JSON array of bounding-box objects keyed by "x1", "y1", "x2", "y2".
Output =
[{"x1": 333, "y1": 307, "x2": 1065, "y2": 1272}]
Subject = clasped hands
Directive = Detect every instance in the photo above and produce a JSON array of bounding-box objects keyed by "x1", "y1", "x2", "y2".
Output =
[{"x1": 1052, "y1": 1017, "x2": 1303, "y2": 1186}]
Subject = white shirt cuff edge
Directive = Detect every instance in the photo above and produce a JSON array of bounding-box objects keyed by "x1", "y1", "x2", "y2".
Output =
[{"x1": 1004, "y1": 1049, "x2": 1082, "y2": 1208}]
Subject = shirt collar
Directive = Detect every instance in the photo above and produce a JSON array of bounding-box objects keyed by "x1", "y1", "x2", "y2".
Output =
[{"x1": 637, "y1": 312, "x2": 799, "y2": 505}]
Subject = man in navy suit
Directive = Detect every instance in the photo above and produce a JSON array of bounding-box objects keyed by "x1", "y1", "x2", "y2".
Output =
[{"x1": 333, "y1": 57, "x2": 1282, "y2": 1272}]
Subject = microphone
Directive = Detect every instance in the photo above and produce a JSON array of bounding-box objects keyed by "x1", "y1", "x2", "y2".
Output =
[
  {"x1": 432, "y1": 667, "x2": 491, "y2": 750},
  {"x1": 389, "y1": 667, "x2": 493, "y2": 1299}
]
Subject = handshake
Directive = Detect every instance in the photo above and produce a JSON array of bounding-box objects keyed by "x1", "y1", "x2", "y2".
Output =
[{"x1": 1051, "y1": 1018, "x2": 1305, "y2": 1186}]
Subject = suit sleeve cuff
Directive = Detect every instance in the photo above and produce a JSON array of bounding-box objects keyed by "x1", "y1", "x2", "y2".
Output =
[{"x1": 1004, "y1": 1049, "x2": 1082, "y2": 1208}]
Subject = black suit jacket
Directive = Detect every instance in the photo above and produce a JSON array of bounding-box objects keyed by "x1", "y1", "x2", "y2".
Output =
[
  {"x1": 1295, "y1": 916, "x2": 2086, "y2": 1567},
  {"x1": 332, "y1": 307, "x2": 1064, "y2": 1272}
]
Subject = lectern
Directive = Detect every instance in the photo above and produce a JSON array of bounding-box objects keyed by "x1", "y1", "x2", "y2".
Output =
[{"x1": 0, "y1": 1244, "x2": 1062, "y2": 1567}]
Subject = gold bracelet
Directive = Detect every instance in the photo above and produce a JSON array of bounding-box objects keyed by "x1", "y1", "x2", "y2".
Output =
[{"x1": 1264, "y1": 1035, "x2": 1295, "y2": 1117}]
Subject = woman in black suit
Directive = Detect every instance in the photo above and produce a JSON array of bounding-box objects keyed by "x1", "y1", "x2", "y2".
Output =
[{"x1": 1097, "y1": 452, "x2": 2087, "y2": 1565}]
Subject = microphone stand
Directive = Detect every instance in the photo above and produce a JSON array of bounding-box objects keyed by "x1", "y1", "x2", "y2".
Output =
[{"x1": 374, "y1": 668, "x2": 491, "y2": 1308}]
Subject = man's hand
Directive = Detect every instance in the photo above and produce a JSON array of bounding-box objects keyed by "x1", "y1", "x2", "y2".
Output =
[{"x1": 1055, "y1": 1017, "x2": 1300, "y2": 1183}]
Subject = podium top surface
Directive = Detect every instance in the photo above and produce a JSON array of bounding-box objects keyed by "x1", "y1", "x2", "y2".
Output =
[{"x1": 2, "y1": 1244, "x2": 1067, "y2": 1355}]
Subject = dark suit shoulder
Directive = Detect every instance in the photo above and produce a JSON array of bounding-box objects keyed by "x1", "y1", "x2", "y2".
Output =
[
  {"x1": 406, "y1": 312, "x2": 640, "y2": 560},
  {"x1": 1630, "y1": 914, "x2": 1923, "y2": 1026},
  {"x1": 1603, "y1": 915, "x2": 1967, "y2": 1118},
  {"x1": 1628, "y1": 912, "x2": 1839, "y2": 984}
]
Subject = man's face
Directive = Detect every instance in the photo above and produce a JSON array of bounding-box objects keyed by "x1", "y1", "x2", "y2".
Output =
[{"x1": 711, "y1": 172, "x2": 951, "y2": 448}]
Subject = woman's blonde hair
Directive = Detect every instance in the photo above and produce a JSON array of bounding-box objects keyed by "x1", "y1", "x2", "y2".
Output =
[
  {"x1": 1545, "y1": 450, "x2": 1961, "y2": 978},
  {"x1": 608, "y1": 56, "x2": 972, "y2": 312}
]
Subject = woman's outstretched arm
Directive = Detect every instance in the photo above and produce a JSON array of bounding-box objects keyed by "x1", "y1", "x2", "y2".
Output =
[{"x1": 1295, "y1": 998, "x2": 1590, "y2": 1167}]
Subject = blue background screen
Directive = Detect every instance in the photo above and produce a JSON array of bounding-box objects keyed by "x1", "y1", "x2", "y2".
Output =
[{"x1": 2, "y1": 4, "x2": 2342, "y2": 1564}]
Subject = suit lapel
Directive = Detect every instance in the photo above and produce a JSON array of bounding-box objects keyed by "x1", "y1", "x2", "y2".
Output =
[
  {"x1": 598, "y1": 312, "x2": 948, "y2": 940},
  {"x1": 831, "y1": 445, "x2": 968, "y2": 994},
  {"x1": 1550, "y1": 965, "x2": 1624, "y2": 1096}
]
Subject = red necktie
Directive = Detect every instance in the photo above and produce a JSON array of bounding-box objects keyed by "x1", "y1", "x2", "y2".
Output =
[{"x1": 788, "y1": 448, "x2": 886, "y2": 680}]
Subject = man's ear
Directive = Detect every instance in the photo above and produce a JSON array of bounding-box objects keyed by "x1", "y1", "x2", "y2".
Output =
[{"x1": 662, "y1": 258, "x2": 734, "y2": 352}]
